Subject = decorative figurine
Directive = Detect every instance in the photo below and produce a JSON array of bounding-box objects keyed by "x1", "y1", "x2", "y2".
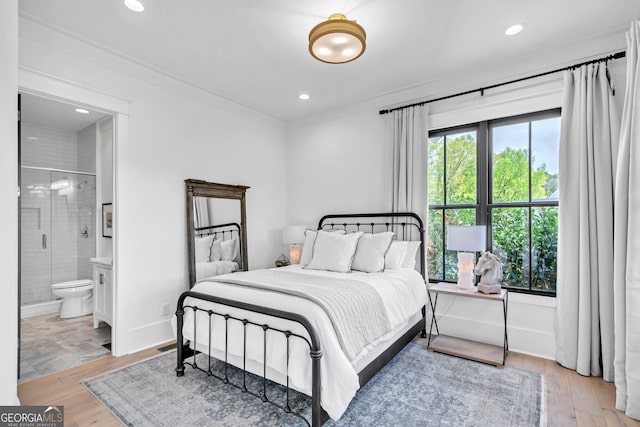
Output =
[
  {"x1": 275, "y1": 253, "x2": 290, "y2": 267},
  {"x1": 474, "y1": 251, "x2": 503, "y2": 294}
]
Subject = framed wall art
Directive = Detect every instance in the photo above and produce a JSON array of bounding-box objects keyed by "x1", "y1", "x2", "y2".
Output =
[{"x1": 102, "y1": 203, "x2": 113, "y2": 238}]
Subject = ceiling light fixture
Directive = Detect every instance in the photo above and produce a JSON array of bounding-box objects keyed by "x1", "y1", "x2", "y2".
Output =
[
  {"x1": 505, "y1": 24, "x2": 524, "y2": 36},
  {"x1": 75, "y1": 108, "x2": 90, "y2": 114},
  {"x1": 299, "y1": 94, "x2": 310, "y2": 100},
  {"x1": 309, "y1": 13, "x2": 366, "y2": 64},
  {"x1": 124, "y1": 0, "x2": 144, "y2": 12}
]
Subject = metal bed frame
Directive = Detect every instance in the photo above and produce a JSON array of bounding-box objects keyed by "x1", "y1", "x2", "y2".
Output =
[
  {"x1": 176, "y1": 212, "x2": 427, "y2": 427},
  {"x1": 195, "y1": 222, "x2": 241, "y2": 243},
  {"x1": 197, "y1": 221, "x2": 241, "y2": 256}
]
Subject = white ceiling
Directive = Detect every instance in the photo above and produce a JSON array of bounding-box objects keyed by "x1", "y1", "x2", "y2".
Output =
[
  {"x1": 20, "y1": 93, "x2": 109, "y2": 131},
  {"x1": 18, "y1": 0, "x2": 640, "y2": 122}
]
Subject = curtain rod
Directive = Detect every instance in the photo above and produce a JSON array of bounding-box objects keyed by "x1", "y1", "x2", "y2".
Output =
[{"x1": 378, "y1": 50, "x2": 626, "y2": 115}]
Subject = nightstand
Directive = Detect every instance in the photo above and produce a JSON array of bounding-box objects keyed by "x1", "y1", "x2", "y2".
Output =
[{"x1": 427, "y1": 282, "x2": 508, "y2": 367}]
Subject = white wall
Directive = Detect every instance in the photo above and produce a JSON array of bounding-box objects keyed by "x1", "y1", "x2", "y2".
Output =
[
  {"x1": 97, "y1": 118, "x2": 113, "y2": 259},
  {"x1": 286, "y1": 50, "x2": 629, "y2": 360},
  {"x1": 18, "y1": 17, "x2": 288, "y2": 356},
  {"x1": 287, "y1": 110, "x2": 389, "y2": 227},
  {"x1": 0, "y1": 0, "x2": 18, "y2": 405}
]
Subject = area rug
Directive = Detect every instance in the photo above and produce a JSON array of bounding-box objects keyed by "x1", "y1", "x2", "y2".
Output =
[{"x1": 82, "y1": 343, "x2": 545, "y2": 426}]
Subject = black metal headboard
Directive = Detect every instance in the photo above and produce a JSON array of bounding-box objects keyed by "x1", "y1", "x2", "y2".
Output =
[
  {"x1": 195, "y1": 222, "x2": 241, "y2": 241},
  {"x1": 317, "y1": 212, "x2": 426, "y2": 280}
]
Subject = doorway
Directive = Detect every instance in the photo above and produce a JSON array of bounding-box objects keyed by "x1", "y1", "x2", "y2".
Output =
[{"x1": 18, "y1": 92, "x2": 115, "y2": 382}]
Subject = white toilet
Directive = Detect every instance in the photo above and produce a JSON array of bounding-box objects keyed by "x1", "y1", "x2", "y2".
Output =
[{"x1": 51, "y1": 279, "x2": 94, "y2": 319}]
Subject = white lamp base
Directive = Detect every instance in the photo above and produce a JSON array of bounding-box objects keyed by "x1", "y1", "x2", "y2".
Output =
[
  {"x1": 456, "y1": 252, "x2": 475, "y2": 289},
  {"x1": 289, "y1": 244, "x2": 301, "y2": 264}
]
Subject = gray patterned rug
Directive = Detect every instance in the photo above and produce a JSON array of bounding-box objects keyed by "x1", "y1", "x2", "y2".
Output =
[{"x1": 82, "y1": 343, "x2": 545, "y2": 426}]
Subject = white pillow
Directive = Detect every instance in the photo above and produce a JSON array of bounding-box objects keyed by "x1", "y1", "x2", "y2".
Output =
[
  {"x1": 210, "y1": 239, "x2": 222, "y2": 262},
  {"x1": 299, "y1": 228, "x2": 345, "y2": 266},
  {"x1": 384, "y1": 241, "x2": 406, "y2": 269},
  {"x1": 384, "y1": 240, "x2": 421, "y2": 270},
  {"x1": 305, "y1": 231, "x2": 364, "y2": 273},
  {"x1": 194, "y1": 235, "x2": 214, "y2": 263},
  {"x1": 220, "y1": 238, "x2": 238, "y2": 262},
  {"x1": 351, "y1": 232, "x2": 394, "y2": 273},
  {"x1": 402, "y1": 241, "x2": 421, "y2": 269}
]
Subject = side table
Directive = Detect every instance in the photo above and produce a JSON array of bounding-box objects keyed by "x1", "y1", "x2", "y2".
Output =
[{"x1": 427, "y1": 282, "x2": 508, "y2": 367}]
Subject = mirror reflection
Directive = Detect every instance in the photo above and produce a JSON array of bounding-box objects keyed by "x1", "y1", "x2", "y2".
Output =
[
  {"x1": 186, "y1": 179, "x2": 249, "y2": 288},
  {"x1": 193, "y1": 197, "x2": 243, "y2": 280}
]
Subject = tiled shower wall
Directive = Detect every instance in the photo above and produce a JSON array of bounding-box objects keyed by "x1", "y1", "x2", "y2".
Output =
[
  {"x1": 22, "y1": 122, "x2": 79, "y2": 171},
  {"x1": 21, "y1": 122, "x2": 96, "y2": 306}
]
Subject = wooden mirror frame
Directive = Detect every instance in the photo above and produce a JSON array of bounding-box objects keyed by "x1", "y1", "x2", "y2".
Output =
[{"x1": 186, "y1": 179, "x2": 249, "y2": 288}]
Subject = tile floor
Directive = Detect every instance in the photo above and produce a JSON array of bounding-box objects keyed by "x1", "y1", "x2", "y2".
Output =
[{"x1": 19, "y1": 312, "x2": 111, "y2": 383}]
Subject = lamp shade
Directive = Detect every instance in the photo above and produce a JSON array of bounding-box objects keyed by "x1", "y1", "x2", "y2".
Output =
[
  {"x1": 446, "y1": 225, "x2": 487, "y2": 252},
  {"x1": 308, "y1": 13, "x2": 366, "y2": 64},
  {"x1": 282, "y1": 225, "x2": 307, "y2": 245}
]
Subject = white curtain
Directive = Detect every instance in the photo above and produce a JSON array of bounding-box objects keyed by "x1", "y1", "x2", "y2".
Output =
[
  {"x1": 386, "y1": 105, "x2": 429, "y2": 223},
  {"x1": 193, "y1": 197, "x2": 210, "y2": 230},
  {"x1": 613, "y1": 20, "x2": 640, "y2": 420},
  {"x1": 556, "y1": 63, "x2": 620, "y2": 380}
]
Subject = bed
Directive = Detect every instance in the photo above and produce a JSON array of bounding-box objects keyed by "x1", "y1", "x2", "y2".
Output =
[
  {"x1": 175, "y1": 213, "x2": 428, "y2": 426},
  {"x1": 194, "y1": 222, "x2": 242, "y2": 280}
]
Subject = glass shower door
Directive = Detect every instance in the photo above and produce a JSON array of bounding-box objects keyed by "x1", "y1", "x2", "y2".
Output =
[
  {"x1": 20, "y1": 169, "x2": 97, "y2": 306},
  {"x1": 20, "y1": 168, "x2": 52, "y2": 305},
  {"x1": 50, "y1": 171, "x2": 96, "y2": 285}
]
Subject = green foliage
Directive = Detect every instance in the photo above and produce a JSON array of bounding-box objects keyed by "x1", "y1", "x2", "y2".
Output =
[
  {"x1": 492, "y1": 208, "x2": 529, "y2": 287},
  {"x1": 493, "y1": 148, "x2": 530, "y2": 202},
  {"x1": 531, "y1": 207, "x2": 558, "y2": 290}
]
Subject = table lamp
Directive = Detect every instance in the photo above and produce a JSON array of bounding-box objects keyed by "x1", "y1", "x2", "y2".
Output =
[
  {"x1": 282, "y1": 225, "x2": 307, "y2": 264},
  {"x1": 446, "y1": 225, "x2": 487, "y2": 289}
]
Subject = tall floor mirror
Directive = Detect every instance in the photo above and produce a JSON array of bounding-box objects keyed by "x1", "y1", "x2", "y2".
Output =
[{"x1": 185, "y1": 179, "x2": 249, "y2": 288}]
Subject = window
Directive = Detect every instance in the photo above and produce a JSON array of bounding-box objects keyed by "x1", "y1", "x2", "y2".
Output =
[{"x1": 427, "y1": 109, "x2": 560, "y2": 295}]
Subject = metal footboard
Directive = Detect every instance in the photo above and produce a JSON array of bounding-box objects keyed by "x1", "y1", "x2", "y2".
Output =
[{"x1": 175, "y1": 290, "x2": 324, "y2": 427}]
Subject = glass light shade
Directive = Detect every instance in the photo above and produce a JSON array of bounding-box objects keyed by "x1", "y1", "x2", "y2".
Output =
[
  {"x1": 456, "y1": 252, "x2": 476, "y2": 289},
  {"x1": 289, "y1": 244, "x2": 302, "y2": 264},
  {"x1": 309, "y1": 14, "x2": 366, "y2": 64},
  {"x1": 282, "y1": 225, "x2": 306, "y2": 264}
]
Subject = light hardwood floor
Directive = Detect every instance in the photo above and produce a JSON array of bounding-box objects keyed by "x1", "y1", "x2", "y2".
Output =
[{"x1": 18, "y1": 339, "x2": 640, "y2": 427}]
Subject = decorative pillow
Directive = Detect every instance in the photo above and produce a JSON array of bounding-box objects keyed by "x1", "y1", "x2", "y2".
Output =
[
  {"x1": 220, "y1": 238, "x2": 238, "y2": 262},
  {"x1": 384, "y1": 241, "x2": 406, "y2": 269},
  {"x1": 194, "y1": 235, "x2": 214, "y2": 263},
  {"x1": 210, "y1": 239, "x2": 222, "y2": 262},
  {"x1": 305, "y1": 231, "x2": 364, "y2": 273},
  {"x1": 384, "y1": 240, "x2": 422, "y2": 270},
  {"x1": 351, "y1": 232, "x2": 394, "y2": 273},
  {"x1": 402, "y1": 241, "x2": 421, "y2": 269},
  {"x1": 299, "y1": 228, "x2": 345, "y2": 266}
]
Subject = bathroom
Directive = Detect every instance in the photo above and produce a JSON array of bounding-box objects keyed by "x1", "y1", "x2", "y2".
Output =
[{"x1": 19, "y1": 93, "x2": 114, "y2": 383}]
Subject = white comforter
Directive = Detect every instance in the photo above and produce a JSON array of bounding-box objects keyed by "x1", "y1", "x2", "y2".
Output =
[{"x1": 176, "y1": 265, "x2": 427, "y2": 420}]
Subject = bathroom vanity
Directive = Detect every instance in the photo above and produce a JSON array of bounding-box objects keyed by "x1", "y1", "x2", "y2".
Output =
[{"x1": 90, "y1": 257, "x2": 113, "y2": 328}]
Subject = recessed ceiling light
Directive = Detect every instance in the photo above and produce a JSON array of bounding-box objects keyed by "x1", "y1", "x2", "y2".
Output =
[
  {"x1": 75, "y1": 108, "x2": 90, "y2": 114},
  {"x1": 299, "y1": 94, "x2": 310, "y2": 100},
  {"x1": 124, "y1": 0, "x2": 144, "y2": 12},
  {"x1": 505, "y1": 24, "x2": 524, "y2": 36}
]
